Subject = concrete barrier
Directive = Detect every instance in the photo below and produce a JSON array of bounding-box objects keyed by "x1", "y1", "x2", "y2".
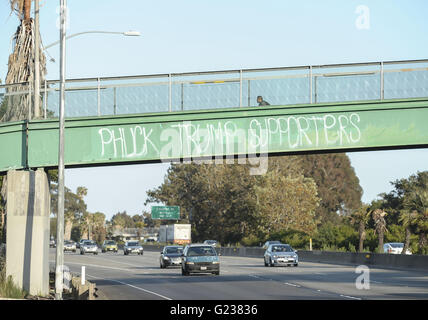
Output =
[
  {"x1": 298, "y1": 250, "x2": 428, "y2": 271},
  {"x1": 71, "y1": 277, "x2": 97, "y2": 300},
  {"x1": 143, "y1": 244, "x2": 428, "y2": 271}
]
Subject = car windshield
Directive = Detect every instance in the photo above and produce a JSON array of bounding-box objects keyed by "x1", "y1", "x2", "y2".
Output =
[
  {"x1": 64, "y1": 241, "x2": 73, "y2": 245},
  {"x1": 271, "y1": 245, "x2": 293, "y2": 252},
  {"x1": 187, "y1": 246, "x2": 217, "y2": 257},
  {"x1": 127, "y1": 242, "x2": 139, "y2": 246},
  {"x1": 165, "y1": 247, "x2": 183, "y2": 254},
  {"x1": 205, "y1": 240, "x2": 216, "y2": 244},
  {"x1": 83, "y1": 241, "x2": 96, "y2": 245},
  {"x1": 105, "y1": 241, "x2": 115, "y2": 245},
  {"x1": 389, "y1": 243, "x2": 404, "y2": 248}
]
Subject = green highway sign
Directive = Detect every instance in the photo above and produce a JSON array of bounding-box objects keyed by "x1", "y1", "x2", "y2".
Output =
[{"x1": 151, "y1": 206, "x2": 180, "y2": 220}]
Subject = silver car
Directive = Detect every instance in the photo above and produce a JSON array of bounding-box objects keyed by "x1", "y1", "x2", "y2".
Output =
[
  {"x1": 264, "y1": 244, "x2": 298, "y2": 267},
  {"x1": 64, "y1": 240, "x2": 77, "y2": 252},
  {"x1": 80, "y1": 240, "x2": 98, "y2": 255},
  {"x1": 124, "y1": 241, "x2": 144, "y2": 255}
]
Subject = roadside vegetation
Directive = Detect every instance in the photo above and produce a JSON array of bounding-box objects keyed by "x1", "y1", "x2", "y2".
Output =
[{"x1": 145, "y1": 155, "x2": 428, "y2": 255}]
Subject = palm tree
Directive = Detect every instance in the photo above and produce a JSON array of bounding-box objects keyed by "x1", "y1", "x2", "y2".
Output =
[
  {"x1": 372, "y1": 209, "x2": 387, "y2": 253},
  {"x1": 350, "y1": 204, "x2": 371, "y2": 252},
  {"x1": 404, "y1": 188, "x2": 428, "y2": 254},
  {"x1": 398, "y1": 209, "x2": 417, "y2": 254},
  {"x1": 4, "y1": 0, "x2": 46, "y2": 122}
]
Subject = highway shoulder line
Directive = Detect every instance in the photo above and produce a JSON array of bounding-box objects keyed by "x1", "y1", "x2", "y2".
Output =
[{"x1": 86, "y1": 274, "x2": 173, "y2": 300}]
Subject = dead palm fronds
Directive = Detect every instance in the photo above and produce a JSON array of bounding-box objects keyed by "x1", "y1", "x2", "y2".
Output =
[
  {"x1": 9, "y1": 0, "x2": 25, "y2": 19},
  {"x1": 2, "y1": 0, "x2": 46, "y2": 122}
]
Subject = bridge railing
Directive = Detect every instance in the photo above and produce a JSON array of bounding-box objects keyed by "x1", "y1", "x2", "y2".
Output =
[{"x1": 1, "y1": 59, "x2": 428, "y2": 120}]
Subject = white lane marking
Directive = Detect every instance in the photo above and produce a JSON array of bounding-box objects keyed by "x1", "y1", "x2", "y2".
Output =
[
  {"x1": 284, "y1": 282, "x2": 301, "y2": 288},
  {"x1": 371, "y1": 280, "x2": 383, "y2": 284},
  {"x1": 86, "y1": 274, "x2": 172, "y2": 300},
  {"x1": 91, "y1": 256, "x2": 146, "y2": 268},
  {"x1": 248, "y1": 274, "x2": 271, "y2": 281},
  {"x1": 63, "y1": 261, "x2": 135, "y2": 273},
  {"x1": 339, "y1": 294, "x2": 362, "y2": 300}
]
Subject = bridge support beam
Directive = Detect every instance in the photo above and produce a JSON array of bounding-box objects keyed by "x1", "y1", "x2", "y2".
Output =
[{"x1": 4, "y1": 169, "x2": 50, "y2": 296}]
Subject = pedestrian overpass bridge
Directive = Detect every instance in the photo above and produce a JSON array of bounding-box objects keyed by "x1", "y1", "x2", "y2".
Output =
[{"x1": 1, "y1": 59, "x2": 428, "y2": 172}]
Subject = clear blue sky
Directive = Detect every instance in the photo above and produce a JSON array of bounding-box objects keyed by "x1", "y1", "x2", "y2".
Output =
[{"x1": 1, "y1": 0, "x2": 428, "y2": 219}]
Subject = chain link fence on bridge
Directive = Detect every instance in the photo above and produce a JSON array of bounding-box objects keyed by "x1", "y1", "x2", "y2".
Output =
[{"x1": 1, "y1": 59, "x2": 428, "y2": 121}]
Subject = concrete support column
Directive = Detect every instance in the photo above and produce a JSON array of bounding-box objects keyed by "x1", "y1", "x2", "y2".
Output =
[{"x1": 5, "y1": 169, "x2": 50, "y2": 296}]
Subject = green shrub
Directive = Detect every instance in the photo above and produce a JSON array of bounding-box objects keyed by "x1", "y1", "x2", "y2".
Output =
[
  {"x1": 320, "y1": 245, "x2": 348, "y2": 252},
  {"x1": 267, "y1": 229, "x2": 311, "y2": 249},
  {"x1": 240, "y1": 235, "x2": 261, "y2": 247},
  {"x1": 312, "y1": 222, "x2": 358, "y2": 251},
  {"x1": 348, "y1": 243, "x2": 357, "y2": 253}
]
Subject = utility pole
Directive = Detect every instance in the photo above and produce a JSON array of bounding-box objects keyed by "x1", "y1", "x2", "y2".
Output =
[
  {"x1": 55, "y1": 0, "x2": 67, "y2": 300},
  {"x1": 34, "y1": 0, "x2": 40, "y2": 119}
]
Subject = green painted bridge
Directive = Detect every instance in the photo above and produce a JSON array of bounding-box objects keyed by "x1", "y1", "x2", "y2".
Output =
[{"x1": 1, "y1": 97, "x2": 428, "y2": 173}]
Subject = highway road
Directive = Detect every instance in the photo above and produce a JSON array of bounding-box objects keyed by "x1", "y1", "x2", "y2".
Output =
[{"x1": 49, "y1": 248, "x2": 428, "y2": 300}]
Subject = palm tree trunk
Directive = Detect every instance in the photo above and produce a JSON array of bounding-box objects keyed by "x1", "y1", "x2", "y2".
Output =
[
  {"x1": 378, "y1": 231, "x2": 384, "y2": 253},
  {"x1": 359, "y1": 222, "x2": 366, "y2": 252},
  {"x1": 88, "y1": 223, "x2": 92, "y2": 240},
  {"x1": 419, "y1": 232, "x2": 427, "y2": 254},
  {"x1": 64, "y1": 219, "x2": 73, "y2": 240},
  {"x1": 402, "y1": 227, "x2": 411, "y2": 254},
  {"x1": 23, "y1": 0, "x2": 31, "y2": 22}
]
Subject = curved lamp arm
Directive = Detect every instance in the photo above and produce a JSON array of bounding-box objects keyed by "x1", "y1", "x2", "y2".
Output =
[{"x1": 44, "y1": 30, "x2": 141, "y2": 50}]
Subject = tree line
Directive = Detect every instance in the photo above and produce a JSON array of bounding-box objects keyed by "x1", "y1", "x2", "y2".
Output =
[
  {"x1": 145, "y1": 154, "x2": 361, "y2": 246},
  {"x1": 145, "y1": 154, "x2": 428, "y2": 254}
]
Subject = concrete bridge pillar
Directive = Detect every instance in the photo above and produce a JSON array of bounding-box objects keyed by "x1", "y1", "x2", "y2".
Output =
[{"x1": 4, "y1": 169, "x2": 50, "y2": 296}]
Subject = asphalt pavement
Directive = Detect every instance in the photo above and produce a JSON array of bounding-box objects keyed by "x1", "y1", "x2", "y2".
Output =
[{"x1": 49, "y1": 248, "x2": 428, "y2": 300}]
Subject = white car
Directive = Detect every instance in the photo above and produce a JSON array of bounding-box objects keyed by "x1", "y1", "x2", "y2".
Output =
[
  {"x1": 383, "y1": 243, "x2": 412, "y2": 255},
  {"x1": 203, "y1": 240, "x2": 218, "y2": 247}
]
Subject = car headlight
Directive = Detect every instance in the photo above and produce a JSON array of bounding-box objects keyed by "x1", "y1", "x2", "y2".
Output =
[
  {"x1": 164, "y1": 256, "x2": 170, "y2": 260},
  {"x1": 185, "y1": 261, "x2": 194, "y2": 265},
  {"x1": 273, "y1": 255, "x2": 277, "y2": 258},
  {"x1": 212, "y1": 261, "x2": 220, "y2": 264}
]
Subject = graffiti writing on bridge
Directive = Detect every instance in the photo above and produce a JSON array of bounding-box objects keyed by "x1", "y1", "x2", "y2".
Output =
[{"x1": 97, "y1": 112, "x2": 362, "y2": 161}]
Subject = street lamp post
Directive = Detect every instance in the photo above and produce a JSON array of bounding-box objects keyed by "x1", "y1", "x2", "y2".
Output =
[
  {"x1": 55, "y1": 0, "x2": 66, "y2": 300},
  {"x1": 51, "y1": 8, "x2": 140, "y2": 299},
  {"x1": 34, "y1": 0, "x2": 40, "y2": 119}
]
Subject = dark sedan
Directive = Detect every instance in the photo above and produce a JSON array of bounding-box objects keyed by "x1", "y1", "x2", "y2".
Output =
[
  {"x1": 181, "y1": 244, "x2": 220, "y2": 276},
  {"x1": 160, "y1": 246, "x2": 184, "y2": 268}
]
